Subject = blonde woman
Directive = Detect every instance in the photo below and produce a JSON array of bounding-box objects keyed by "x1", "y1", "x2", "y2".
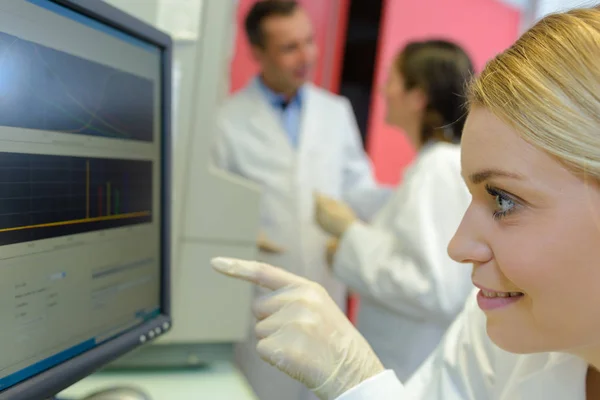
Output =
[{"x1": 212, "y1": 6, "x2": 600, "y2": 400}]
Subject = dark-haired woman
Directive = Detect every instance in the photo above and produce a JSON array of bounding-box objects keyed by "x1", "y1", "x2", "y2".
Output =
[{"x1": 314, "y1": 40, "x2": 474, "y2": 381}]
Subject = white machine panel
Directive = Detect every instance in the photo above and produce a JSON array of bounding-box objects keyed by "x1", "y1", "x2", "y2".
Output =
[{"x1": 165, "y1": 241, "x2": 254, "y2": 343}]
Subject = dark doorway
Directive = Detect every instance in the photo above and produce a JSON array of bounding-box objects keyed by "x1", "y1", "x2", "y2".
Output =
[{"x1": 339, "y1": 0, "x2": 384, "y2": 148}]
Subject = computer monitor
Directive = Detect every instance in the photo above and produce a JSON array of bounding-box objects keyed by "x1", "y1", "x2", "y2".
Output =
[{"x1": 0, "y1": 1, "x2": 172, "y2": 399}]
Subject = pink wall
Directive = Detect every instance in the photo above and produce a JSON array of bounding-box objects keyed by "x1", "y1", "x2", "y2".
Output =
[
  {"x1": 367, "y1": 0, "x2": 521, "y2": 184},
  {"x1": 230, "y1": 0, "x2": 259, "y2": 93},
  {"x1": 229, "y1": 0, "x2": 350, "y2": 94}
]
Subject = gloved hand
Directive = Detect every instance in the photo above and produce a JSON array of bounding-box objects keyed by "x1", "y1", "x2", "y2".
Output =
[
  {"x1": 326, "y1": 238, "x2": 339, "y2": 267},
  {"x1": 211, "y1": 257, "x2": 385, "y2": 400},
  {"x1": 315, "y1": 193, "x2": 357, "y2": 238},
  {"x1": 257, "y1": 231, "x2": 285, "y2": 254}
]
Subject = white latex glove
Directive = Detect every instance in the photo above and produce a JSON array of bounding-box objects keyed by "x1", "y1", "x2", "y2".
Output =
[
  {"x1": 211, "y1": 257, "x2": 384, "y2": 400},
  {"x1": 257, "y1": 231, "x2": 285, "y2": 254},
  {"x1": 325, "y1": 237, "x2": 339, "y2": 268},
  {"x1": 315, "y1": 193, "x2": 357, "y2": 238}
]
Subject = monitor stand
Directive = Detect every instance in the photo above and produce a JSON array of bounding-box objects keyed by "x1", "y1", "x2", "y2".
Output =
[
  {"x1": 52, "y1": 386, "x2": 152, "y2": 400},
  {"x1": 79, "y1": 386, "x2": 152, "y2": 400}
]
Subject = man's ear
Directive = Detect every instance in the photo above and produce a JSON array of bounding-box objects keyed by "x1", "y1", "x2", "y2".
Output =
[{"x1": 250, "y1": 45, "x2": 264, "y2": 63}]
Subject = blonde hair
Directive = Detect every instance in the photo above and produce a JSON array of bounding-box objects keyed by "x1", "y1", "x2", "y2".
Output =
[{"x1": 469, "y1": 7, "x2": 600, "y2": 179}]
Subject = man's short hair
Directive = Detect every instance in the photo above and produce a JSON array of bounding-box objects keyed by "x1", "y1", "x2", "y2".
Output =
[{"x1": 244, "y1": 0, "x2": 300, "y2": 48}]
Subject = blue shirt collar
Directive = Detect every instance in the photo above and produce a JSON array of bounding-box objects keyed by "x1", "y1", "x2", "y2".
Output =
[{"x1": 255, "y1": 76, "x2": 304, "y2": 108}]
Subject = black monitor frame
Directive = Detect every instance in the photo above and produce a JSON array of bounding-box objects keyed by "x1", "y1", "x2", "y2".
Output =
[{"x1": 0, "y1": 1, "x2": 172, "y2": 399}]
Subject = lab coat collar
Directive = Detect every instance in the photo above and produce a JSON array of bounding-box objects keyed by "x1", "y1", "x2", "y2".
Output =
[
  {"x1": 254, "y1": 76, "x2": 305, "y2": 109},
  {"x1": 244, "y1": 80, "x2": 322, "y2": 163},
  {"x1": 502, "y1": 352, "x2": 587, "y2": 399},
  {"x1": 245, "y1": 82, "x2": 294, "y2": 155},
  {"x1": 419, "y1": 140, "x2": 437, "y2": 154}
]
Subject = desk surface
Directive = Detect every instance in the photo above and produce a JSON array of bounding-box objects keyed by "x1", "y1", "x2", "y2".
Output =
[{"x1": 58, "y1": 361, "x2": 258, "y2": 400}]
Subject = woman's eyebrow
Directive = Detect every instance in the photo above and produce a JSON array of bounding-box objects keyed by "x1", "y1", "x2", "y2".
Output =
[{"x1": 466, "y1": 169, "x2": 525, "y2": 184}]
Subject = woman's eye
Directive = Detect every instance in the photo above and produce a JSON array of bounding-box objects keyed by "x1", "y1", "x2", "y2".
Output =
[{"x1": 486, "y1": 185, "x2": 516, "y2": 220}]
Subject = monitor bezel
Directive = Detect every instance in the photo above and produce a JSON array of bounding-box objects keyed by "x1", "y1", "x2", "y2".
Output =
[{"x1": 0, "y1": 1, "x2": 173, "y2": 399}]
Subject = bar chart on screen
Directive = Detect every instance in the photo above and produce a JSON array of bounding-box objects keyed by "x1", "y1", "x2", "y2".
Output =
[{"x1": 0, "y1": 152, "x2": 153, "y2": 245}]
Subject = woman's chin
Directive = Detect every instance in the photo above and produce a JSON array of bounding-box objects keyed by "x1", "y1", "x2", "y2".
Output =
[{"x1": 486, "y1": 321, "x2": 549, "y2": 355}]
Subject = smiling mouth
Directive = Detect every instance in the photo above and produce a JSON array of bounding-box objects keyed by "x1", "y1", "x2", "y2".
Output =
[
  {"x1": 477, "y1": 289, "x2": 524, "y2": 311},
  {"x1": 481, "y1": 290, "x2": 523, "y2": 298}
]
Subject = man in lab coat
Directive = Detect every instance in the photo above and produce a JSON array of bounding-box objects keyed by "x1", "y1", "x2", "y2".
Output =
[{"x1": 212, "y1": 1, "x2": 391, "y2": 399}]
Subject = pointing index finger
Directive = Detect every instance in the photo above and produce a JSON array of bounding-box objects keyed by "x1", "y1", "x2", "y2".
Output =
[{"x1": 211, "y1": 257, "x2": 308, "y2": 290}]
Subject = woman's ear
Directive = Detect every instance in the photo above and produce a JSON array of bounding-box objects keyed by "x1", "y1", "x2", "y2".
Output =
[{"x1": 409, "y1": 87, "x2": 428, "y2": 113}]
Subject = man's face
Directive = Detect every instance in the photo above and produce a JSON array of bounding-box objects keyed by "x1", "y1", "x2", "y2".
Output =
[{"x1": 252, "y1": 8, "x2": 317, "y2": 93}]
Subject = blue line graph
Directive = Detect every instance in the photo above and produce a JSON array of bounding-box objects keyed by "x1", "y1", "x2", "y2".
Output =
[{"x1": 0, "y1": 31, "x2": 154, "y2": 142}]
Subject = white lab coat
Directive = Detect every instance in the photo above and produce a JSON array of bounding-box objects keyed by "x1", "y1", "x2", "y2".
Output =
[
  {"x1": 212, "y1": 80, "x2": 391, "y2": 400},
  {"x1": 332, "y1": 142, "x2": 472, "y2": 381},
  {"x1": 337, "y1": 290, "x2": 589, "y2": 400}
]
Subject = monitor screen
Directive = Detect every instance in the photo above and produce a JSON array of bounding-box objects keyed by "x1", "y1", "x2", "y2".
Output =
[{"x1": 0, "y1": 0, "x2": 171, "y2": 397}]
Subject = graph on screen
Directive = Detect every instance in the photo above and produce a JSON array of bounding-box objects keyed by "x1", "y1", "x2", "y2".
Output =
[
  {"x1": 0, "y1": 152, "x2": 152, "y2": 245},
  {"x1": 0, "y1": 30, "x2": 154, "y2": 142}
]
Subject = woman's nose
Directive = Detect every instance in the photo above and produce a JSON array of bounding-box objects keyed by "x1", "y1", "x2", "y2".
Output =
[{"x1": 447, "y1": 209, "x2": 493, "y2": 265}]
